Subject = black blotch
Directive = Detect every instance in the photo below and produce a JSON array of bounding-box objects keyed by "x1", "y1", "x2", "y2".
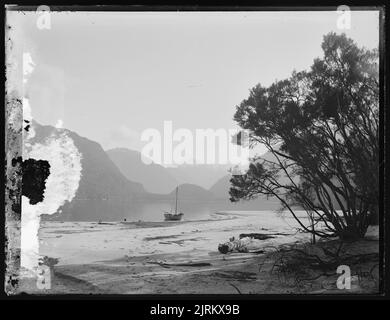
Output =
[
  {"x1": 8, "y1": 274, "x2": 19, "y2": 287},
  {"x1": 22, "y1": 159, "x2": 51, "y2": 205},
  {"x1": 24, "y1": 125, "x2": 30, "y2": 132},
  {"x1": 11, "y1": 156, "x2": 22, "y2": 167},
  {"x1": 8, "y1": 157, "x2": 22, "y2": 219},
  {"x1": 11, "y1": 201, "x2": 21, "y2": 216}
]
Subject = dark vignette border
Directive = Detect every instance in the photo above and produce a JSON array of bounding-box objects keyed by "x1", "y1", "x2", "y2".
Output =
[{"x1": 1, "y1": 2, "x2": 389, "y2": 303}]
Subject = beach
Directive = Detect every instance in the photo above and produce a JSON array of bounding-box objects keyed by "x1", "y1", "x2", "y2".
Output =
[{"x1": 15, "y1": 211, "x2": 379, "y2": 294}]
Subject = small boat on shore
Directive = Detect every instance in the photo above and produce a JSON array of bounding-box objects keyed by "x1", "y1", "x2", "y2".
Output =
[
  {"x1": 164, "y1": 212, "x2": 184, "y2": 221},
  {"x1": 164, "y1": 186, "x2": 184, "y2": 221}
]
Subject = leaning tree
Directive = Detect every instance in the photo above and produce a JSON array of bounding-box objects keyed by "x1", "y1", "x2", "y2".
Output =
[{"x1": 230, "y1": 33, "x2": 379, "y2": 241}]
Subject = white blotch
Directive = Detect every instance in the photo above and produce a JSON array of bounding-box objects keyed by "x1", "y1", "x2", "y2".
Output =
[
  {"x1": 21, "y1": 52, "x2": 82, "y2": 273},
  {"x1": 23, "y1": 52, "x2": 35, "y2": 84},
  {"x1": 22, "y1": 98, "x2": 35, "y2": 148},
  {"x1": 21, "y1": 132, "x2": 82, "y2": 271}
]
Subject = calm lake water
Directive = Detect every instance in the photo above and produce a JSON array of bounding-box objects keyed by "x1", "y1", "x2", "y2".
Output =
[{"x1": 53, "y1": 198, "x2": 283, "y2": 222}]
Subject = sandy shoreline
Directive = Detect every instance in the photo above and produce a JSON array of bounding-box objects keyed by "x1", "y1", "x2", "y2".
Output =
[{"x1": 17, "y1": 211, "x2": 379, "y2": 294}]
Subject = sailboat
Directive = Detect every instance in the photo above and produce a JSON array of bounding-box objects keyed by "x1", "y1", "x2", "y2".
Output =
[{"x1": 164, "y1": 186, "x2": 184, "y2": 221}]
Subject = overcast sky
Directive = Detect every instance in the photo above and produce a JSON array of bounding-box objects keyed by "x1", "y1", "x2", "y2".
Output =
[{"x1": 13, "y1": 10, "x2": 379, "y2": 154}]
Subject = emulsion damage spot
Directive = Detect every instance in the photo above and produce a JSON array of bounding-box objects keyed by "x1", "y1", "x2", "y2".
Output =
[{"x1": 22, "y1": 159, "x2": 50, "y2": 205}]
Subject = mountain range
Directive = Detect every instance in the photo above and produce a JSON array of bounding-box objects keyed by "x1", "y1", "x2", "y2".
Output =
[
  {"x1": 31, "y1": 121, "x2": 284, "y2": 220},
  {"x1": 107, "y1": 147, "x2": 231, "y2": 193},
  {"x1": 31, "y1": 121, "x2": 146, "y2": 220},
  {"x1": 106, "y1": 148, "x2": 178, "y2": 194}
]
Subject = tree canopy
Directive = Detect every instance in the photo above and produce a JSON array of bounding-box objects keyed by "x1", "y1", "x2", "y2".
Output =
[{"x1": 230, "y1": 33, "x2": 379, "y2": 240}]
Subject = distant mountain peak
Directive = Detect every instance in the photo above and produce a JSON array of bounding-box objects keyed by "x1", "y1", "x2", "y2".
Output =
[
  {"x1": 170, "y1": 183, "x2": 215, "y2": 200},
  {"x1": 106, "y1": 147, "x2": 178, "y2": 194},
  {"x1": 31, "y1": 121, "x2": 146, "y2": 221}
]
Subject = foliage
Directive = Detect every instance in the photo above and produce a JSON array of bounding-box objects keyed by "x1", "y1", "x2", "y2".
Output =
[{"x1": 230, "y1": 33, "x2": 379, "y2": 240}]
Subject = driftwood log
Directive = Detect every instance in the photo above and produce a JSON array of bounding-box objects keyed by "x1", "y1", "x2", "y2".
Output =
[
  {"x1": 218, "y1": 234, "x2": 271, "y2": 254},
  {"x1": 148, "y1": 260, "x2": 211, "y2": 268},
  {"x1": 239, "y1": 233, "x2": 275, "y2": 240},
  {"x1": 218, "y1": 240, "x2": 247, "y2": 254}
]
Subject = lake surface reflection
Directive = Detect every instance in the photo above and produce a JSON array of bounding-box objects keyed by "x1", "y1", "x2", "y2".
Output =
[{"x1": 53, "y1": 198, "x2": 282, "y2": 221}]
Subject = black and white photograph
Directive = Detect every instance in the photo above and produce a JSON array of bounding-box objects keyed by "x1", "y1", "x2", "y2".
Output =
[{"x1": 3, "y1": 5, "x2": 387, "y2": 299}]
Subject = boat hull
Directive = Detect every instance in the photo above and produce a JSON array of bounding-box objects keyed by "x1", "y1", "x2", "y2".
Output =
[{"x1": 164, "y1": 213, "x2": 184, "y2": 221}]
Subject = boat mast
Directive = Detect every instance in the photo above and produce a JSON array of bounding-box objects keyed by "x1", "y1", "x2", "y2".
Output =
[{"x1": 175, "y1": 186, "x2": 178, "y2": 214}]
